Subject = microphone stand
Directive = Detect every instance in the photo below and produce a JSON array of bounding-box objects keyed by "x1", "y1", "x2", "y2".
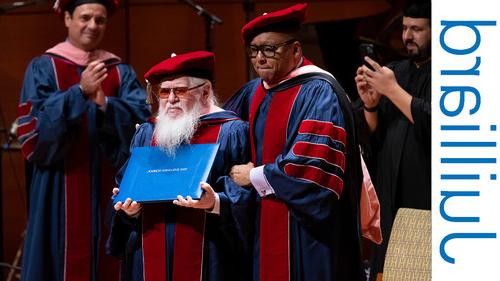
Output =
[
  {"x1": 243, "y1": 0, "x2": 255, "y2": 81},
  {"x1": 179, "y1": 0, "x2": 223, "y2": 52}
]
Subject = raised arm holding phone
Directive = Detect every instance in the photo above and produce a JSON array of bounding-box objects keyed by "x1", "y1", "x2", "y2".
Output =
[{"x1": 353, "y1": 2, "x2": 431, "y2": 279}]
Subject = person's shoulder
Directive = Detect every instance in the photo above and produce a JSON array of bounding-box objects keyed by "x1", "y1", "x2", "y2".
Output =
[
  {"x1": 140, "y1": 120, "x2": 155, "y2": 129},
  {"x1": 299, "y1": 76, "x2": 336, "y2": 94},
  {"x1": 226, "y1": 117, "x2": 248, "y2": 129},
  {"x1": 114, "y1": 62, "x2": 134, "y2": 71},
  {"x1": 293, "y1": 75, "x2": 346, "y2": 107},
  {"x1": 208, "y1": 110, "x2": 246, "y2": 126},
  {"x1": 114, "y1": 62, "x2": 141, "y2": 78},
  {"x1": 136, "y1": 121, "x2": 154, "y2": 135},
  {"x1": 27, "y1": 54, "x2": 54, "y2": 68},
  {"x1": 245, "y1": 78, "x2": 261, "y2": 90},
  {"x1": 129, "y1": 122, "x2": 154, "y2": 147},
  {"x1": 246, "y1": 77, "x2": 261, "y2": 85},
  {"x1": 387, "y1": 59, "x2": 410, "y2": 70},
  {"x1": 240, "y1": 78, "x2": 261, "y2": 91},
  {"x1": 220, "y1": 112, "x2": 248, "y2": 132}
]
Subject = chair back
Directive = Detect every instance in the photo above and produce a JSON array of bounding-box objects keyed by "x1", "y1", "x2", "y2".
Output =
[{"x1": 383, "y1": 208, "x2": 431, "y2": 281}]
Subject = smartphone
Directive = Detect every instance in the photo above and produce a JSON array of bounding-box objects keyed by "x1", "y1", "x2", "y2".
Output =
[
  {"x1": 359, "y1": 43, "x2": 377, "y2": 70},
  {"x1": 104, "y1": 58, "x2": 120, "y2": 69}
]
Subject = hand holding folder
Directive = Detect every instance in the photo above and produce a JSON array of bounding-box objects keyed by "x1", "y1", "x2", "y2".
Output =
[
  {"x1": 113, "y1": 187, "x2": 142, "y2": 217},
  {"x1": 172, "y1": 182, "x2": 217, "y2": 211}
]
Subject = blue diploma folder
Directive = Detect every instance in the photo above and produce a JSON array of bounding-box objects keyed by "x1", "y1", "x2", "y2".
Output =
[{"x1": 113, "y1": 144, "x2": 219, "y2": 203}]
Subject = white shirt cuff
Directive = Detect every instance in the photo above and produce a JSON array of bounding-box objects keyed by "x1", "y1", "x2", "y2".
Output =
[
  {"x1": 206, "y1": 192, "x2": 220, "y2": 215},
  {"x1": 250, "y1": 165, "x2": 275, "y2": 197}
]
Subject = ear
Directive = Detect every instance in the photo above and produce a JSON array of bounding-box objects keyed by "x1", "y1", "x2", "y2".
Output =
[
  {"x1": 292, "y1": 41, "x2": 302, "y2": 60},
  {"x1": 200, "y1": 83, "x2": 211, "y2": 105},
  {"x1": 64, "y1": 11, "x2": 72, "y2": 28}
]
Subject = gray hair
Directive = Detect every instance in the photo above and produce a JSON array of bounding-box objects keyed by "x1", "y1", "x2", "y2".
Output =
[{"x1": 187, "y1": 77, "x2": 219, "y2": 106}]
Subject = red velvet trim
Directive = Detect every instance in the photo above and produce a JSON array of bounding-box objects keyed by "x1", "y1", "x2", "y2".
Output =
[
  {"x1": 260, "y1": 84, "x2": 301, "y2": 281},
  {"x1": 284, "y1": 163, "x2": 343, "y2": 198},
  {"x1": 17, "y1": 101, "x2": 38, "y2": 160},
  {"x1": 248, "y1": 85, "x2": 267, "y2": 163},
  {"x1": 142, "y1": 204, "x2": 168, "y2": 281},
  {"x1": 191, "y1": 121, "x2": 222, "y2": 143},
  {"x1": 20, "y1": 133, "x2": 37, "y2": 160},
  {"x1": 260, "y1": 199, "x2": 289, "y2": 281},
  {"x1": 148, "y1": 116, "x2": 157, "y2": 124},
  {"x1": 16, "y1": 118, "x2": 36, "y2": 138},
  {"x1": 52, "y1": 57, "x2": 120, "y2": 281},
  {"x1": 98, "y1": 160, "x2": 120, "y2": 281},
  {"x1": 142, "y1": 121, "x2": 222, "y2": 281},
  {"x1": 173, "y1": 122, "x2": 220, "y2": 281},
  {"x1": 17, "y1": 101, "x2": 32, "y2": 117},
  {"x1": 54, "y1": 58, "x2": 92, "y2": 281},
  {"x1": 200, "y1": 117, "x2": 239, "y2": 126},
  {"x1": 101, "y1": 66, "x2": 120, "y2": 97},
  {"x1": 291, "y1": 141, "x2": 345, "y2": 171},
  {"x1": 298, "y1": 119, "x2": 346, "y2": 147},
  {"x1": 64, "y1": 132, "x2": 91, "y2": 281},
  {"x1": 301, "y1": 57, "x2": 313, "y2": 66},
  {"x1": 172, "y1": 208, "x2": 206, "y2": 281}
]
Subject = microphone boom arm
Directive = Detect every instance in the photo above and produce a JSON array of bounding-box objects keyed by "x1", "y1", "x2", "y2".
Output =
[
  {"x1": 179, "y1": 0, "x2": 223, "y2": 51},
  {"x1": 179, "y1": 0, "x2": 222, "y2": 25}
]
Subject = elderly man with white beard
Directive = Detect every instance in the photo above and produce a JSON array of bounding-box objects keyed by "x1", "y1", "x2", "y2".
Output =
[{"x1": 106, "y1": 51, "x2": 254, "y2": 281}]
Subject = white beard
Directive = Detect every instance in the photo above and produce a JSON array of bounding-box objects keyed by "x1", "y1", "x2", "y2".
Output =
[{"x1": 153, "y1": 102, "x2": 201, "y2": 156}]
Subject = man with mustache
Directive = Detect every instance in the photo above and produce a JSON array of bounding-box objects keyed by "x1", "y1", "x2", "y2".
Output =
[
  {"x1": 15, "y1": 1, "x2": 150, "y2": 280},
  {"x1": 354, "y1": 1, "x2": 431, "y2": 279},
  {"x1": 107, "y1": 51, "x2": 253, "y2": 281}
]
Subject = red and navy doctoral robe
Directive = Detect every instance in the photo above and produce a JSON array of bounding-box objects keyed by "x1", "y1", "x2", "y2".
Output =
[
  {"x1": 224, "y1": 62, "x2": 363, "y2": 281},
  {"x1": 16, "y1": 53, "x2": 150, "y2": 281},
  {"x1": 106, "y1": 110, "x2": 254, "y2": 281}
]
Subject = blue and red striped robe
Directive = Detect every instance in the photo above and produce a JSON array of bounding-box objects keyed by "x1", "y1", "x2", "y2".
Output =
[
  {"x1": 16, "y1": 53, "x2": 150, "y2": 281},
  {"x1": 224, "y1": 61, "x2": 363, "y2": 281},
  {"x1": 106, "y1": 110, "x2": 254, "y2": 281}
]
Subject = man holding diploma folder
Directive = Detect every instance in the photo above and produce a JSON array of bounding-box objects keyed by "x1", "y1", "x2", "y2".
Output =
[{"x1": 107, "y1": 51, "x2": 254, "y2": 281}]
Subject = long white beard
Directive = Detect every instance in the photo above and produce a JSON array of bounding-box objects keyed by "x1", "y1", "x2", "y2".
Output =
[{"x1": 153, "y1": 103, "x2": 200, "y2": 156}]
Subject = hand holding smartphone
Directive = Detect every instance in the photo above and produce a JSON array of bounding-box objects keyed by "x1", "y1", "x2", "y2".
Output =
[{"x1": 359, "y1": 43, "x2": 378, "y2": 71}]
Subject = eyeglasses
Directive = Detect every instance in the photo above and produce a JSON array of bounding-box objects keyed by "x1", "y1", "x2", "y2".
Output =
[
  {"x1": 246, "y1": 39, "x2": 296, "y2": 58},
  {"x1": 156, "y1": 82, "x2": 206, "y2": 100}
]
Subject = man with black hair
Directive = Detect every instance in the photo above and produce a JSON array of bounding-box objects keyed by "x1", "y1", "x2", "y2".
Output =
[
  {"x1": 16, "y1": 0, "x2": 150, "y2": 280},
  {"x1": 354, "y1": 1, "x2": 431, "y2": 278}
]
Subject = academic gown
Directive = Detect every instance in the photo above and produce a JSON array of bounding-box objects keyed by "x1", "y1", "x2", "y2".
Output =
[
  {"x1": 106, "y1": 110, "x2": 254, "y2": 281},
  {"x1": 362, "y1": 59, "x2": 431, "y2": 274},
  {"x1": 224, "y1": 64, "x2": 363, "y2": 281},
  {"x1": 16, "y1": 53, "x2": 150, "y2": 281}
]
